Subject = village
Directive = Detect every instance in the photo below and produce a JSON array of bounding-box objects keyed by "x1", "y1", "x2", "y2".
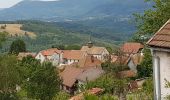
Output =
[
  {"x1": 14, "y1": 19, "x2": 170, "y2": 100},
  {"x1": 1, "y1": 0, "x2": 170, "y2": 99}
]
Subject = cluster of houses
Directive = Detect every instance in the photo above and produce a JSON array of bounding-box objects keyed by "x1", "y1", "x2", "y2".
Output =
[
  {"x1": 17, "y1": 19, "x2": 170, "y2": 99},
  {"x1": 18, "y1": 41, "x2": 146, "y2": 95}
]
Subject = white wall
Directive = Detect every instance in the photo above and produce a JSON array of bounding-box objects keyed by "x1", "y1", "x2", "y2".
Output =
[
  {"x1": 154, "y1": 50, "x2": 170, "y2": 99},
  {"x1": 35, "y1": 53, "x2": 46, "y2": 63},
  {"x1": 67, "y1": 59, "x2": 79, "y2": 65},
  {"x1": 128, "y1": 59, "x2": 137, "y2": 73}
]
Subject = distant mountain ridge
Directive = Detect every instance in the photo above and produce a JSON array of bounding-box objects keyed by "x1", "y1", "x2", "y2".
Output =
[{"x1": 0, "y1": 0, "x2": 152, "y2": 21}]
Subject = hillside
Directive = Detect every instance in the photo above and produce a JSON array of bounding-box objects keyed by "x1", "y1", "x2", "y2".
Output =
[
  {"x1": 54, "y1": 17, "x2": 136, "y2": 43},
  {"x1": 0, "y1": 24, "x2": 36, "y2": 38},
  {"x1": 0, "y1": 0, "x2": 152, "y2": 21},
  {"x1": 0, "y1": 21, "x2": 117, "y2": 52}
]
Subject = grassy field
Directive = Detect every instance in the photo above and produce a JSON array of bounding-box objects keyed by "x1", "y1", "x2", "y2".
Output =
[{"x1": 0, "y1": 24, "x2": 36, "y2": 38}]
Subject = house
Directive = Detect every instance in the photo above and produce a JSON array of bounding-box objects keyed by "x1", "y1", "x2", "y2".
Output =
[
  {"x1": 17, "y1": 52, "x2": 36, "y2": 60},
  {"x1": 60, "y1": 56, "x2": 103, "y2": 94},
  {"x1": 127, "y1": 53, "x2": 144, "y2": 73},
  {"x1": 76, "y1": 67, "x2": 105, "y2": 85},
  {"x1": 128, "y1": 78, "x2": 146, "y2": 92},
  {"x1": 81, "y1": 42, "x2": 109, "y2": 62},
  {"x1": 62, "y1": 50, "x2": 87, "y2": 65},
  {"x1": 35, "y1": 48, "x2": 63, "y2": 66},
  {"x1": 111, "y1": 53, "x2": 144, "y2": 73},
  {"x1": 147, "y1": 19, "x2": 170, "y2": 99},
  {"x1": 117, "y1": 70, "x2": 136, "y2": 78},
  {"x1": 77, "y1": 55, "x2": 102, "y2": 69},
  {"x1": 60, "y1": 66, "x2": 84, "y2": 95},
  {"x1": 113, "y1": 55, "x2": 130, "y2": 65},
  {"x1": 121, "y1": 42, "x2": 144, "y2": 55},
  {"x1": 69, "y1": 88, "x2": 103, "y2": 100}
]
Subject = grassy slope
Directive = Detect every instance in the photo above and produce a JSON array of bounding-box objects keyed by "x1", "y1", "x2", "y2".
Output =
[{"x1": 1, "y1": 21, "x2": 117, "y2": 52}]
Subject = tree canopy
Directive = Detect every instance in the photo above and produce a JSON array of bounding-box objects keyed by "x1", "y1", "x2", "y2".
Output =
[
  {"x1": 134, "y1": 0, "x2": 170, "y2": 40},
  {"x1": 9, "y1": 39, "x2": 26, "y2": 55},
  {"x1": 0, "y1": 32, "x2": 7, "y2": 48},
  {"x1": 0, "y1": 55, "x2": 21, "y2": 100},
  {"x1": 20, "y1": 56, "x2": 61, "y2": 100},
  {"x1": 137, "y1": 48, "x2": 153, "y2": 78}
]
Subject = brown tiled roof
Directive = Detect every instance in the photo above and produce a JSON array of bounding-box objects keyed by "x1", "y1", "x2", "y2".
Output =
[
  {"x1": 63, "y1": 50, "x2": 87, "y2": 60},
  {"x1": 76, "y1": 67, "x2": 104, "y2": 82},
  {"x1": 121, "y1": 43, "x2": 144, "y2": 54},
  {"x1": 40, "y1": 48, "x2": 61, "y2": 56},
  {"x1": 111, "y1": 55, "x2": 118, "y2": 63},
  {"x1": 81, "y1": 46, "x2": 108, "y2": 55},
  {"x1": 147, "y1": 19, "x2": 170, "y2": 48},
  {"x1": 60, "y1": 66, "x2": 83, "y2": 87},
  {"x1": 131, "y1": 53, "x2": 144, "y2": 66},
  {"x1": 111, "y1": 54, "x2": 130, "y2": 65},
  {"x1": 18, "y1": 52, "x2": 36, "y2": 60},
  {"x1": 69, "y1": 88, "x2": 103, "y2": 100},
  {"x1": 128, "y1": 81, "x2": 138, "y2": 91},
  {"x1": 78, "y1": 56, "x2": 102, "y2": 68},
  {"x1": 118, "y1": 70, "x2": 136, "y2": 78}
]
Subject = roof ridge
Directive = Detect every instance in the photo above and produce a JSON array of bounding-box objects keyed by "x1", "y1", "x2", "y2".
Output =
[{"x1": 147, "y1": 19, "x2": 170, "y2": 45}]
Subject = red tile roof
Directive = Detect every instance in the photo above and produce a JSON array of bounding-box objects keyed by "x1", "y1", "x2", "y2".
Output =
[
  {"x1": 118, "y1": 70, "x2": 136, "y2": 78},
  {"x1": 60, "y1": 66, "x2": 83, "y2": 87},
  {"x1": 121, "y1": 43, "x2": 144, "y2": 54},
  {"x1": 111, "y1": 54, "x2": 131, "y2": 66},
  {"x1": 81, "y1": 46, "x2": 108, "y2": 55},
  {"x1": 78, "y1": 56, "x2": 102, "y2": 69},
  {"x1": 147, "y1": 19, "x2": 170, "y2": 48},
  {"x1": 17, "y1": 52, "x2": 36, "y2": 60},
  {"x1": 40, "y1": 48, "x2": 61, "y2": 56},
  {"x1": 69, "y1": 88, "x2": 103, "y2": 100},
  {"x1": 63, "y1": 50, "x2": 87, "y2": 60}
]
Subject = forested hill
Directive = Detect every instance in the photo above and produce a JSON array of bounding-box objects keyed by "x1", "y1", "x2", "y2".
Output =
[
  {"x1": 0, "y1": 0, "x2": 152, "y2": 21},
  {"x1": 1, "y1": 21, "x2": 119, "y2": 52}
]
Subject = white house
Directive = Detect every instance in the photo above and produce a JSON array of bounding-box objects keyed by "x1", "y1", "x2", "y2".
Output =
[
  {"x1": 81, "y1": 42, "x2": 109, "y2": 62},
  {"x1": 127, "y1": 53, "x2": 144, "y2": 73},
  {"x1": 62, "y1": 50, "x2": 87, "y2": 65},
  {"x1": 35, "y1": 48, "x2": 63, "y2": 66},
  {"x1": 147, "y1": 19, "x2": 170, "y2": 99}
]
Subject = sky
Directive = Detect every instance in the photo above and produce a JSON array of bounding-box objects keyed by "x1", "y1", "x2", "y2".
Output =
[{"x1": 0, "y1": 0, "x2": 58, "y2": 8}]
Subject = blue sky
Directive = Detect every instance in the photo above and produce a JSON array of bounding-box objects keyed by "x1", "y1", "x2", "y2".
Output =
[
  {"x1": 0, "y1": 0, "x2": 22, "y2": 8},
  {"x1": 0, "y1": 0, "x2": 58, "y2": 8}
]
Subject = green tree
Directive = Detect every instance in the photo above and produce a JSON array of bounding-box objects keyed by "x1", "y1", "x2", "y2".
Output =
[
  {"x1": 0, "y1": 32, "x2": 7, "y2": 48},
  {"x1": 9, "y1": 39, "x2": 26, "y2": 55},
  {"x1": 133, "y1": 0, "x2": 170, "y2": 40},
  {"x1": 21, "y1": 57, "x2": 61, "y2": 100},
  {"x1": 0, "y1": 55, "x2": 21, "y2": 100},
  {"x1": 137, "y1": 48, "x2": 152, "y2": 78}
]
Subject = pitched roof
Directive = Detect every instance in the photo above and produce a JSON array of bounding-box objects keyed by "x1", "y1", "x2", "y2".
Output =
[
  {"x1": 128, "y1": 81, "x2": 138, "y2": 91},
  {"x1": 121, "y1": 43, "x2": 144, "y2": 54},
  {"x1": 147, "y1": 19, "x2": 170, "y2": 48},
  {"x1": 118, "y1": 70, "x2": 136, "y2": 78},
  {"x1": 81, "y1": 46, "x2": 108, "y2": 55},
  {"x1": 130, "y1": 53, "x2": 144, "y2": 66},
  {"x1": 77, "y1": 56, "x2": 102, "y2": 68},
  {"x1": 60, "y1": 66, "x2": 83, "y2": 87},
  {"x1": 69, "y1": 88, "x2": 103, "y2": 100},
  {"x1": 18, "y1": 52, "x2": 36, "y2": 60},
  {"x1": 111, "y1": 54, "x2": 130, "y2": 65},
  {"x1": 40, "y1": 48, "x2": 61, "y2": 56},
  {"x1": 63, "y1": 50, "x2": 87, "y2": 60},
  {"x1": 76, "y1": 67, "x2": 104, "y2": 82}
]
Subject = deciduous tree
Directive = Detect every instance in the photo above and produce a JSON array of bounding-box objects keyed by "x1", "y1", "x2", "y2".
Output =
[{"x1": 9, "y1": 39, "x2": 26, "y2": 55}]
